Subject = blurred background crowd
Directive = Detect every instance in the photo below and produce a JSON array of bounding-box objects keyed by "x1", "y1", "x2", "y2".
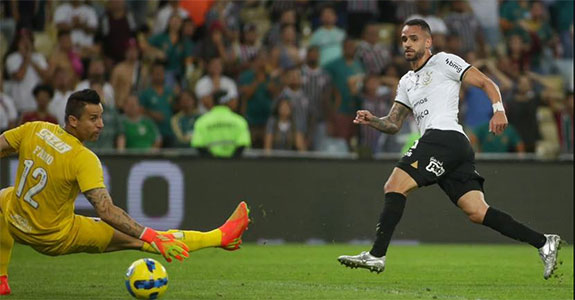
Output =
[{"x1": 0, "y1": 0, "x2": 572, "y2": 158}]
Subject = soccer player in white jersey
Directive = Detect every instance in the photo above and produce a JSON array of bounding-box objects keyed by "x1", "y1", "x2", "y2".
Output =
[{"x1": 337, "y1": 19, "x2": 561, "y2": 279}]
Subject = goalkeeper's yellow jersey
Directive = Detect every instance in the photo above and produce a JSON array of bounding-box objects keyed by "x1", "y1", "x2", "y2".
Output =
[{"x1": 3, "y1": 121, "x2": 105, "y2": 242}]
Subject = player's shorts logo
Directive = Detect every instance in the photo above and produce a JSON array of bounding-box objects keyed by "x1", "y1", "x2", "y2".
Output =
[{"x1": 426, "y1": 157, "x2": 445, "y2": 177}]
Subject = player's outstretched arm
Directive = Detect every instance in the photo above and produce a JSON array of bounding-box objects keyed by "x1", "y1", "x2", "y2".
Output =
[
  {"x1": 354, "y1": 103, "x2": 411, "y2": 135},
  {"x1": 462, "y1": 66, "x2": 508, "y2": 135},
  {"x1": 84, "y1": 188, "x2": 189, "y2": 262}
]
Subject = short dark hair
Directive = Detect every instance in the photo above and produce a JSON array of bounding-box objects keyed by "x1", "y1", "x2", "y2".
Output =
[
  {"x1": 32, "y1": 84, "x2": 54, "y2": 98},
  {"x1": 57, "y1": 29, "x2": 71, "y2": 39},
  {"x1": 65, "y1": 89, "x2": 100, "y2": 124},
  {"x1": 403, "y1": 19, "x2": 432, "y2": 36}
]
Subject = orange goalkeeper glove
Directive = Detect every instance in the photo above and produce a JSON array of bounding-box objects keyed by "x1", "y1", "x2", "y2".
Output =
[{"x1": 140, "y1": 227, "x2": 190, "y2": 262}]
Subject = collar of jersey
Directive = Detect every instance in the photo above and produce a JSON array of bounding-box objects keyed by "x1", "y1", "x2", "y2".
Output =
[{"x1": 413, "y1": 54, "x2": 434, "y2": 73}]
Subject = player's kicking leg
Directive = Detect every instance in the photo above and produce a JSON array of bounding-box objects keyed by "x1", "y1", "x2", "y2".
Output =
[
  {"x1": 457, "y1": 191, "x2": 562, "y2": 279},
  {"x1": 111, "y1": 201, "x2": 251, "y2": 254},
  {"x1": 338, "y1": 168, "x2": 417, "y2": 274}
]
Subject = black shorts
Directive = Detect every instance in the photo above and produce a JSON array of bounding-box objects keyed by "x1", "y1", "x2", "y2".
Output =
[{"x1": 396, "y1": 129, "x2": 485, "y2": 205}]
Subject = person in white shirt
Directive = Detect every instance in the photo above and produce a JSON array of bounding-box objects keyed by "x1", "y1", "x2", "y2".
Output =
[
  {"x1": 53, "y1": 0, "x2": 98, "y2": 54},
  {"x1": 75, "y1": 58, "x2": 115, "y2": 107},
  {"x1": 5, "y1": 29, "x2": 50, "y2": 114},
  {"x1": 0, "y1": 75, "x2": 17, "y2": 132},
  {"x1": 194, "y1": 57, "x2": 238, "y2": 114},
  {"x1": 48, "y1": 68, "x2": 75, "y2": 126},
  {"x1": 152, "y1": 1, "x2": 189, "y2": 35},
  {"x1": 337, "y1": 19, "x2": 561, "y2": 280}
]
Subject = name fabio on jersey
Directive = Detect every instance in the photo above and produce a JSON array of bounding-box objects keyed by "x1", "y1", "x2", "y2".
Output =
[
  {"x1": 36, "y1": 129, "x2": 72, "y2": 154},
  {"x1": 445, "y1": 58, "x2": 462, "y2": 73}
]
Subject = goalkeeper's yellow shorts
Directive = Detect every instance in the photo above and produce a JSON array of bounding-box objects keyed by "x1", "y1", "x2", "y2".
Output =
[{"x1": 0, "y1": 187, "x2": 115, "y2": 256}]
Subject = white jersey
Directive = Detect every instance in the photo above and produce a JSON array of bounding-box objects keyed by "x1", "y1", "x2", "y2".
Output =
[{"x1": 395, "y1": 52, "x2": 471, "y2": 137}]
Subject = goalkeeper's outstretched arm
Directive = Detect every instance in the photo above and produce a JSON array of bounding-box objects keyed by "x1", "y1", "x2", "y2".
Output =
[{"x1": 84, "y1": 187, "x2": 145, "y2": 237}]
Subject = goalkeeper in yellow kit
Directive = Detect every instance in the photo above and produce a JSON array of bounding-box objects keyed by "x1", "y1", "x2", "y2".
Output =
[{"x1": 0, "y1": 89, "x2": 250, "y2": 296}]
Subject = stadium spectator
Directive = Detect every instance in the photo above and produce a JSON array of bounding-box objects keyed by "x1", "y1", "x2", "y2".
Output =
[
  {"x1": 301, "y1": 46, "x2": 332, "y2": 150},
  {"x1": 556, "y1": 91, "x2": 573, "y2": 153},
  {"x1": 355, "y1": 23, "x2": 392, "y2": 76},
  {"x1": 98, "y1": 0, "x2": 137, "y2": 67},
  {"x1": 264, "y1": 8, "x2": 297, "y2": 49},
  {"x1": 238, "y1": 51, "x2": 276, "y2": 149},
  {"x1": 0, "y1": 76, "x2": 17, "y2": 132},
  {"x1": 346, "y1": 0, "x2": 378, "y2": 39},
  {"x1": 192, "y1": 90, "x2": 251, "y2": 158},
  {"x1": 309, "y1": 5, "x2": 346, "y2": 67},
  {"x1": 148, "y1": 14, "x2": 194, "y2": 88},
  {"x1": 444, "y1": 0, "x2": 486, "y2": 56},
  {"x1": 229, "y1": 23, "x2": 261, "y2": 74},
  {"x1": 499, "y1": 0, "x2": 530, "y2": 37},
  {"x1": 0, "y1": 2, "x2": 16, "y2": 48},
  {"x1": 53, "y1": 0, "x2": 99, "y2": 57},
  {"x1": 84, "y1": 81, "x2": 125, "y2": 151},
  {"x1": 470, "y1": 122, "x2": 525, "y2": 153},
  {"x1": 194, "y1": 21, "x2": 230, "y2": 64},
  {"x1": 549, "y1": 0, "x2": 573, "y2": 58},
  {"x1": 139, "y1": 61, "x2": 176, "y2": 148},
  {"x1": 195, "y1": 57, "x2": 238, "y2": 114},
  {"x1": 171, "y1": 90, "x2": 200, "y2": 148},
  {"x1": 48, "y1": 29, "x2": 84, "y2": 82},
  {"x1": 48, "y1": 67, "x2": 75, "y2": 127},
  {"x1": 271, "y1": 24, "x2": 303, "y2": 70},
  {"x1": 468, "y1": 0, "x2": 501, "y2": 50},
  {"x1": 264, "y1": 98, "x2": 299, "y2": 152},
  {"x1": 110, "y1": 38, "x2": 147, "y2": 109},
  {"x1": 125, "y1": 0, "x2": 149, "y2": 30},
  {"x1": 152, "y1": 0, "x2": 189, "y2": 35},
  {"x1": 75, "y1": 57, "x2": 115, "y2": 108},
  {"x1": 517, "y1": 1, "x2": 555, "y2": 73},
  {"x1": 20, "y1": 84, "x2": 58, "y2": 125},
  {"x1": 3, "y1": 0, "x2": 47, "y2": 32},
  {"x1": 5, "y1": 28, "x2": 50, "y2": 114},
  {"x1": 355, "y1": 74, "x2": 391, "y2": 154},
  {"x1": 325, "y1": 39, "x2": 364, "y2": 144},
  {"x1": 274, "y1": 67, "x2": 309, "y2": 151},
  {"x1": 506, "y1": 74, "x2": 540, "y2": 153},
  {"x1": 122, "y1": 94, "x2": 162, "y2": 150}
]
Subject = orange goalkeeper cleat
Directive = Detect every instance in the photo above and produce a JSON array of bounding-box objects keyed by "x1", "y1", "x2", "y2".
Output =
[
  {"x1": 219, "y1": 201, "x2": 250, "y2": 251},
  {"x1": 0, "y1": 275, "x2": 10, "y2": 296}
]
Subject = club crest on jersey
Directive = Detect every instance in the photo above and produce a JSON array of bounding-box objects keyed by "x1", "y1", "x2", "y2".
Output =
[
  {"x1": 426, "y1": 157, "x2": 445, "y2": 177},
  {"x1": 422, "y1": 71, "x2": 432, "y2": 85}
]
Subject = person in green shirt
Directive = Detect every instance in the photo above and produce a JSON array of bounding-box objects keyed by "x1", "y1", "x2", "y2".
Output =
[
  {"x1": 147, "y1": 14, "x2": 194, "y2": 87},
  {"x1": 171, "y1": 90, "x2": 200, "y2": 148},
  {"x1": 192, "y1": 90, "x2": 251, "y2": 158},
  {"x1": 238, "y1": 51, "x2": 277, "y2": 148},
  {"x1": 471, "y1": 122, "x2": 525, "y2": 153},
  {"x1": 122, "y1": 94, "x2": 162, "y2": 150},
  {"x1": 139, "y1": 61, "x2": 176, "y2": 147},
  {"x1": 324, "y1": 39, "x2": 364, "y2": 143}
]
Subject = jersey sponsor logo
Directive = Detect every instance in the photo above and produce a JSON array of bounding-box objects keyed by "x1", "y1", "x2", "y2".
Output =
[
  {"x1": 445, "y1": 58, "x2": 462, "y2": 73},
  {"x1": 36, "y1": 129, "x2": 72, "y2": 154},
  {"x1": 426, "y1": 157, "x2": 445, "y2": 177},
  {"x1": 414, "y1": 109, "x2": 429, "y2": 125},
  {"x1": 413, "y1": 97, "x2": 428, "y2": 109}
]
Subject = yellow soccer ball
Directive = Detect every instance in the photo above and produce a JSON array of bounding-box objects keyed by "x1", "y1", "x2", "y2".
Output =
[{"x1": 125, "y1": 258, "x2": 168, "y2": 299}]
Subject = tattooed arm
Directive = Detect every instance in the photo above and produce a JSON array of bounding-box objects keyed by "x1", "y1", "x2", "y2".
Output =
[
  {"x1": 353, "y1": 102, "x2": 412, "y2": 135},
  {"x1": 84, "y1": 188, "x2": 145, "y2": 238}
]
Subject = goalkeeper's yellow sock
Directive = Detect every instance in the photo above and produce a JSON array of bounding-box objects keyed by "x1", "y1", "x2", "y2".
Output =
[{"x1": 140, "y1": 229, "x2": 222, "y2": 254}]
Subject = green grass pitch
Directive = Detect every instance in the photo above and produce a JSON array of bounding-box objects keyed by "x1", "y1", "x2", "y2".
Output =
[{"x1": 6, "y1": 243, "x2": 573, "y2": 299}]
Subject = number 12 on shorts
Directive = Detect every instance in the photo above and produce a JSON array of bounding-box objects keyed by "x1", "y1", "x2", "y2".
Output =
[{"x1": 15, "y1": 159, "x2": 47, "y2": 209}]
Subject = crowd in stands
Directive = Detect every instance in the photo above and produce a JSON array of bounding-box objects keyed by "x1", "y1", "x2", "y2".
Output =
[{"x1": 0, "y1": 0, "x2": 572, "y2": 158}]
